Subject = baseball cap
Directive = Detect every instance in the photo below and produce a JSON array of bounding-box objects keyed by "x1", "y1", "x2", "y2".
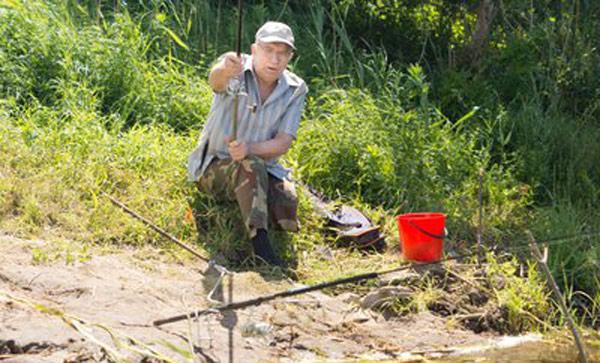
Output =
[{"x1": 255, "y1": 21, "x2": 295, "y2": 49}]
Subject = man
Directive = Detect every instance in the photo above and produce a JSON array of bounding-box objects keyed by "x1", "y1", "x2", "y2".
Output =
[{"x1": 188, "y1": 21, "x2": 308, "y2": 266}]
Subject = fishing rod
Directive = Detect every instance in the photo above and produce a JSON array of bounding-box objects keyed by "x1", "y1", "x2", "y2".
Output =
[
  {"x1": 100, "y1": 190, "x2": 234, "y2": 285},
  {"x1": 154, "y1": 269, "x2": 382, "y2": 326},
  {"x1": 231, "y1": 0, "x2": 244, "y2": 141},
  {"x1": 228, "y1": 2, "x2": 244, "y2": 362},
  {"x1": 153, "y1": 229, "x2": 600, "y2": 326},
  {"x1": 100, "y1": 190, "x2": 234, "y2": 309},
  {"x1": 100, "y1": 191, "x2": 210, "y2": 263}
]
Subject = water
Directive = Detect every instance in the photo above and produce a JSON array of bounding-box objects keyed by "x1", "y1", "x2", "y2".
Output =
[{"x1": 433, "y1": 334, "x2": 600, "y2": 362}]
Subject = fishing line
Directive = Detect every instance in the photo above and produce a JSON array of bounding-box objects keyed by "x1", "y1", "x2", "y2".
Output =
[{"x1": 485, "y1": 230, "x2": 600, "y2": 257}]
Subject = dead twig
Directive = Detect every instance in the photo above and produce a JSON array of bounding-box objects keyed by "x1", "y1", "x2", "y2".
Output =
[
  {"x1": 478, "y1": 168, "x2": 484, "y2": 265},
  {"x1": 527, "y1": 231, "x2": 588, "y2": 363},
  {"x1": 443, "y1": 266, "x2": 480, "y2": 289},
  {"x1": 453, "y1": 312, "x2": 486, "y2": 321}
]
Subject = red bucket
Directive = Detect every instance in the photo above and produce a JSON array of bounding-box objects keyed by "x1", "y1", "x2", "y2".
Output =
[{"x1": 398, "y1": 213, "x2": 445, "y2": 262}]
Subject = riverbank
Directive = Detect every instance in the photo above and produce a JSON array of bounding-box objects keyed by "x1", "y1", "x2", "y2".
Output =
[
  {"x1": 1, "y1": 2, "x2": 599, "y2": 360},
  {"x1": 3, "y1": 235, "x2": 594, "y2": 362}
]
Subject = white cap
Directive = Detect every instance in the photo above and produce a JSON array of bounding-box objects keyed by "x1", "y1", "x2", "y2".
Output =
[{"x1": 255, "y1": 21, "x2": 295, "y2": 49}]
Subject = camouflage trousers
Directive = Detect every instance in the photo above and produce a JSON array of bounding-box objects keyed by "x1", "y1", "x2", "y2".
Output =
[{"x1": 197, "y1": 156, "x2": 299, "y2": 238}]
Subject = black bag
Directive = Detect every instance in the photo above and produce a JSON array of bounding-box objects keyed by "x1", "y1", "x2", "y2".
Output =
[{"x1": 300, "y1": 184, "x2": 386, "y2": 251}]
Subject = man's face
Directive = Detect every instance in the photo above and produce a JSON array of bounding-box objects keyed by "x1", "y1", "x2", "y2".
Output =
[{"x1": 252, "y1": 41, "x2": 293, "y2": 85}]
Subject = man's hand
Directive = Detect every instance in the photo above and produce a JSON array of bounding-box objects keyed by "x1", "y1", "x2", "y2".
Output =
[
  {"x1": 227, "y1": 132, "x2": 294, "y2": 161},
  {"x1": 228, "y1": 139, "x2": 249, "y2": 161},
  {"x1": 222, "y1": 52, "x2": 243, "y2": 78},
  {"x1": 209, "y1": 52, "x2": 243, "y2": 92}
]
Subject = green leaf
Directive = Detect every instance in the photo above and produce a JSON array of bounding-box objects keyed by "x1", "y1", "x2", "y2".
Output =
[
  {"x1": 451, "y1": 106, "x2": 479, "y2": 131},
  {"x1": 156, "y1": 340, "x2": 194, "y2": 360},
  {"x1": 162, "y1": 26, "x2": 189, "y2": 51},
  {"x1": 0, "y1": 0, "x2": 21, "y2": 9}
]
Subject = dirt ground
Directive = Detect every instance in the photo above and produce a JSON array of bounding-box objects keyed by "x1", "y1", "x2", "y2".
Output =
[{"x1": 0, "y1": 235, "x2": 522, "y2": 362}]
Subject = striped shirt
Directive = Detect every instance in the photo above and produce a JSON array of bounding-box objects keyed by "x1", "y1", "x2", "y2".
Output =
[{"x1": 187, "y1": 54, "x2": 308, "y2": 182}]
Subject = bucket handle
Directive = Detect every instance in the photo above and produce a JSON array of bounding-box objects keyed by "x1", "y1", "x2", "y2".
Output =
[{"x1": 407, "y1": 220, "x2": 446, "y2": 239}]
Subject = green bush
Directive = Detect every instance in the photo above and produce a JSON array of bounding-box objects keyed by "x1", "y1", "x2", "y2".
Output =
[{"x1": 291, "y1": 66, "x2": 531, "y2": 241}]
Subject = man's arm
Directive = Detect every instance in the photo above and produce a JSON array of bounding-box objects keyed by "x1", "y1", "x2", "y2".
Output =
[
  {"x1": 229, "y1": 132, "x2": 294, "y2": 161},
  {"x1": 208, "y1": 52, "x2": 243, "y2": 93}
]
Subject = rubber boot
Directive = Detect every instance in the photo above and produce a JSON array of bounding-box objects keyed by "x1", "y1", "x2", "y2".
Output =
[{"x1": 251, "y1": 229, "x2": 282, "y2": 266}]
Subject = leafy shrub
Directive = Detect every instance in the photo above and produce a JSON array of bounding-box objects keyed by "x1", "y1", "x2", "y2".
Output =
[{"x1": 291, "y1": 66, "x2": 531, "y2": 241}]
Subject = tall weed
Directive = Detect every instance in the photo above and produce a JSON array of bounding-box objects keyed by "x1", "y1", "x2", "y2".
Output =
[
  {"x1": 0, "y1": 1, "x2": 212, "y2": 130},
  {"x1": 0, "y1": 98, "x2": 192, "y2": 242}
]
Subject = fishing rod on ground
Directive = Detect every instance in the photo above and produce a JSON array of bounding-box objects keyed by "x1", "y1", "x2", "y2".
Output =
[
  {"x1": 99, "y1": 191, "x2": 232, "y2": 278},
  {"x1": 152, "y1": 229, "x2": 600, "y2": 327}
]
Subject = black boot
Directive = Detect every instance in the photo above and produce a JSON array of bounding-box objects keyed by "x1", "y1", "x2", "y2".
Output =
[{"x1": 251, "y1": 229, "x2": 282, "y2": 266}]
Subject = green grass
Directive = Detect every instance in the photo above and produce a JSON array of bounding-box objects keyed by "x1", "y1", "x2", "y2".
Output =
[
  {"x1": 531, "y1": 201, "x2": 600, "y2": 296},
  {"x1": 487, "y1": 255, "x2": 554, "y2": 333}
]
